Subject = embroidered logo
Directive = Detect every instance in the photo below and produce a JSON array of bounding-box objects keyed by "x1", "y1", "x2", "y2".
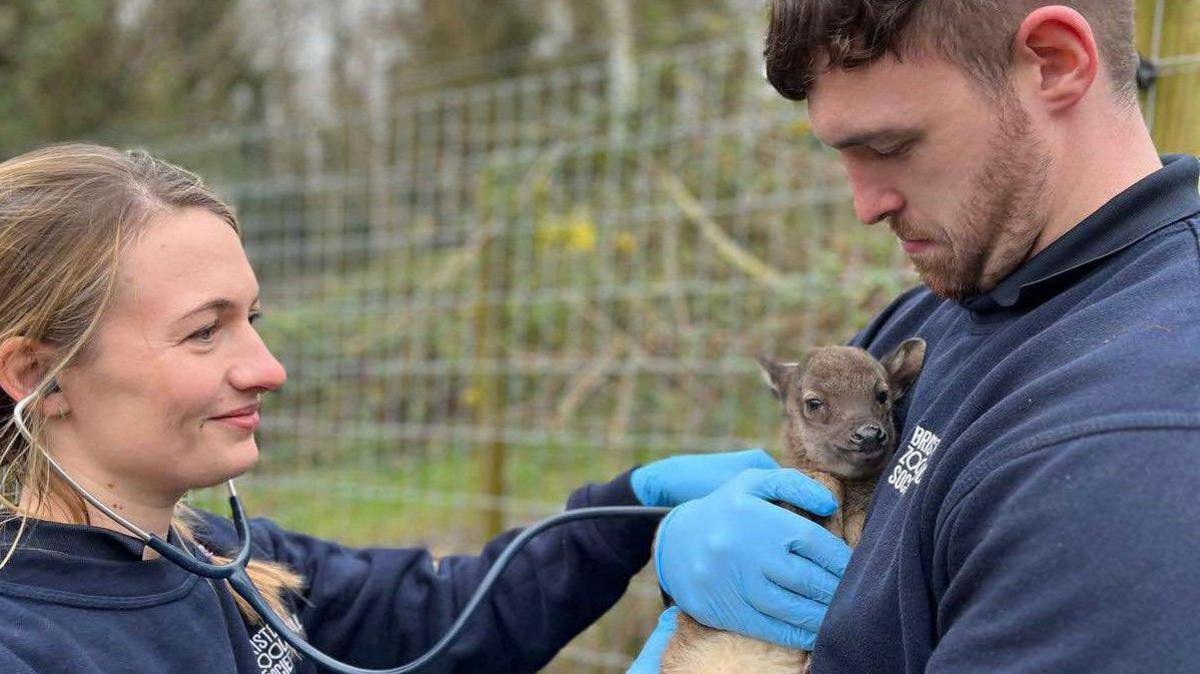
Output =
[
  {"x1": 888, "y1": 424, "x2": 941, "y2": 495},
  {"x1": 250, "y1": 621, "x2": 297, "y2": 674},
  {"x1": 193, "y1": 537, "x2": 301, "y2": 674}
]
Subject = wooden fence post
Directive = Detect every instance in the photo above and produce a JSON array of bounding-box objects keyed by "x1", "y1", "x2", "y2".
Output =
[
  {"x1": 1137, "y1": 0, "x2": 1200, "y2": 154},
  {"x1": 473, "y1": 225, "x2": 511, "y2": 539}
]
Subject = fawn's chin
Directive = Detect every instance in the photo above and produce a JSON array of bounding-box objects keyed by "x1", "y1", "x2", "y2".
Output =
[{"x1": 824, "y1": 446, "x2": 891, "y2": 480}]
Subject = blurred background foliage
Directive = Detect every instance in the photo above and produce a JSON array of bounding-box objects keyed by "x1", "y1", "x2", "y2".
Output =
[
  {"x1": 2, "y1": 1, "x2": 1195, "y2": 164},
  {"x1": 0, "y1": 0, "x2": 766, "y2": 154}
]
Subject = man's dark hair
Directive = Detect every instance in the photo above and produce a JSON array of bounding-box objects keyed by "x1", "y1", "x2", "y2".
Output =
[{"x1": 765, "y1": 0, "x2": 1138, "y2": 102}]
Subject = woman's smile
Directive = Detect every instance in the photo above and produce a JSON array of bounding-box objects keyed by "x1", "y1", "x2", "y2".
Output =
[{"x1": 208, "y1": 402, "x2": 261, "y2": 432}]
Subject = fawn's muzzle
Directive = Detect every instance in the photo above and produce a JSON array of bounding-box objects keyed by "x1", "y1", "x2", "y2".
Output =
[{"x1": 849, "y1": 424, "x2": 887, "y2": 451}]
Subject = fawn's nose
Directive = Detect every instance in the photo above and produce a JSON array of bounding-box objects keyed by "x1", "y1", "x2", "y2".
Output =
[{"x1": 850, "y1": 424, "x2": 886, "y2": 451}]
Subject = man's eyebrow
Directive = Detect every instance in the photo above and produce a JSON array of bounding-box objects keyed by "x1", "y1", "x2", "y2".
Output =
[
  {"x1": 176, "y1": 294, "x2": 261, "y2": 322},
  {"x1": 826, "y1": 127, "x2": 923, "y2": 150}
]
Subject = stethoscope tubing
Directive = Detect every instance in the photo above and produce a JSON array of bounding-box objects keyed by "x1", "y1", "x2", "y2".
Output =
[{"x1": 12, "y1": 395, "x2": 670, "y2": 673}]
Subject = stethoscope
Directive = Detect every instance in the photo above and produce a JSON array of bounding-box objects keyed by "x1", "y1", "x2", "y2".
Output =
[{"x1": 12, "y1": 394, "x2": 669, "y2": 673}]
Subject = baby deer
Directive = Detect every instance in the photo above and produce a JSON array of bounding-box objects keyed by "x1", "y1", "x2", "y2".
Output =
[{"x1": 660, "y1": 339, "x2": 926, "y2": 674}]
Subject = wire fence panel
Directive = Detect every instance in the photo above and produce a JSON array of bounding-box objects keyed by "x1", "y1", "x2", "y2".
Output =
[{"x1": 155, "y1": 27, "x2": 1198, "y2": 668}]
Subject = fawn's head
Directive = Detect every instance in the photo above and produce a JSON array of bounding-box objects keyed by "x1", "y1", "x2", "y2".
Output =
[{"x1": 759, "y1": 339, "x2": 926, "y2": 480}]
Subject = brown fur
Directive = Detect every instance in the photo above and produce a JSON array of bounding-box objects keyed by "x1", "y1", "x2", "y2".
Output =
[{"x1": 661, "y1": 339, "x2": 926, "y2": 674}]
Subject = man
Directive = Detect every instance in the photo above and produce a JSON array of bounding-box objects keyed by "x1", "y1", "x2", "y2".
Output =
[{"x1": 633, "y1": 1, "x2": 1200, "y2": 671}]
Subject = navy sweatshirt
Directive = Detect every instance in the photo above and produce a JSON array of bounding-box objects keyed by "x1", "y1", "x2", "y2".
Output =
[
  {"x1": 0, "y1": 471, "x2": 656, "y2": 673},
  {"x1": 813, "y1": 154, "x2": 1200, "y2": 672}
]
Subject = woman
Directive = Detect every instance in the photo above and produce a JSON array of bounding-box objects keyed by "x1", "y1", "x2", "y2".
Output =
[{"x1": 0, "y1": 143, "x2": 843, "y2": 673}]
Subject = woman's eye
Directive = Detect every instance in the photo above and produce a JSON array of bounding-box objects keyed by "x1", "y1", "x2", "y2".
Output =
[
  {"x1": 190, "y1": 323, "x2": 219, "y2": 343},
  {"x1": 805, "y1": 398, "x2": 824, "y2": 412}
]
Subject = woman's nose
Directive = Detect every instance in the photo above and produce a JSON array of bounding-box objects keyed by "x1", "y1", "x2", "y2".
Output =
[{"x1": 230, "y1": 329, "x2": 287, "y2": 392}]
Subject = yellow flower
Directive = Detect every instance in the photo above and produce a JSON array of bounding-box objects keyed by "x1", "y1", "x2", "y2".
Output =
[
  {"x1": 460, "y1": 386, "x2": 482, "y2": 409},
  {"x1": 535, "y1": 209, "x2": 597, "y2": 253},
  {"x1": 564, "y1": 216, "x2": 596, "y2": 253},
  {"x1": 614, "y1": 230, "x2": 637, "y2": 254}
]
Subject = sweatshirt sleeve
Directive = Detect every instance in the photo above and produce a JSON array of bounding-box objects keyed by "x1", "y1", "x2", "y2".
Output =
[
  {"x1": 239, "y1": 469, "x2": 656, "y2": 673},
  {"x1": 0, "y1": 645, "x2": 37, "y2": 674},
  {"x1": 926, "y1": 425, "x2": 1200, "y2": 672}
]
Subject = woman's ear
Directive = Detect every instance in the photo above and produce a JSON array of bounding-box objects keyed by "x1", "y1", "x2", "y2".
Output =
[{"x1": 0, "y1": 337, "x2": 65, "y2": 414}]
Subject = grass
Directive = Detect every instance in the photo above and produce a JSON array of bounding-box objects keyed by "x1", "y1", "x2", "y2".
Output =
[{"x1": 190, "y1": 439, "x2": 629, "y2": 551}]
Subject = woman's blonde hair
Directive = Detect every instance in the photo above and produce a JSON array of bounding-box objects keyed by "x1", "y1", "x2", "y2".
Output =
[{"x1": 0, "y1": 142, "x2": 302, "y2": 626}]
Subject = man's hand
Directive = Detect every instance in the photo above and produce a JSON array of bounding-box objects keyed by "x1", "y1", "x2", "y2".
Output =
[
  {"x1": 654, "y1": 468, "x2": 851, "y2": 651},
  {"x1": 631, "y1": 448, "x2": 779, "y2": 507},
  {"x1": 626, "y1": 607, "x2": 680, "y2": 673}
]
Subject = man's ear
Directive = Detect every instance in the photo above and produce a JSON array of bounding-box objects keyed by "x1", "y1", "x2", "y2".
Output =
[
  {"x1": 0, "y1": 337, "x2": 64, "y2": 411},
  {"x1": 882, "y1": 338, "x2": 926, "y2": 400},
  {"x1": 1013, "y1": 6, "x2": 1099, "y2": 111},
  {"x1": 756, "y1": 355, "x2": 801, "y2": 402}
]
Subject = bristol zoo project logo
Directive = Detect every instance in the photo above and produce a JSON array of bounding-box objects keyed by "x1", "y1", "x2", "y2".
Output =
[
  {"x1": 250, "y1": 621, "x2": 298, "y2": 674},
  {"x1": 888, "y1": 425, "x2": 942, "y2": 495}
]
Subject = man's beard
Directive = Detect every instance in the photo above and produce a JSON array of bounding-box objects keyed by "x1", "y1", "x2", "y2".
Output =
[{"x1": 894, "y1": 99, "x2": 1052, "y2": 301}]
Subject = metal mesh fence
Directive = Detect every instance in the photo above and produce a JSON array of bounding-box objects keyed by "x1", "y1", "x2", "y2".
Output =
[{"x1": 158, "y1": 24, "x2": 1197, "y2": 672}]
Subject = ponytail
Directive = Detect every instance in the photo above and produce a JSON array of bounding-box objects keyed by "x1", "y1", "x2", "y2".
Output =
[{"x1": 174, "y1": 505, "x2": 306, "y2": 627}]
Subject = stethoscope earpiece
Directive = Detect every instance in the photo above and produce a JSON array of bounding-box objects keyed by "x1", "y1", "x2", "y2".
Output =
[{"x1": 1137, "y1": 54, "x2": 1159, "y2": 92}]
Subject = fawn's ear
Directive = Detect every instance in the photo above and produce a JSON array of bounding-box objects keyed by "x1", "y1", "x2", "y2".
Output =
[
  {"x1": 881, "y1": 338, "x2": 926, "y2": 400},
  {"x1": 756, "y1": 355, "x2": 801, "y2": 402}
]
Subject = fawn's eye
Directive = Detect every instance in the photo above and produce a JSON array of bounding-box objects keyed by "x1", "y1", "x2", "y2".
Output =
[
  {"x1": 876, "y1": 389, "x2": 889, "y2": 405},
  {"x1": 805, "y1": 398, "x2": 824, "y2": 412}
]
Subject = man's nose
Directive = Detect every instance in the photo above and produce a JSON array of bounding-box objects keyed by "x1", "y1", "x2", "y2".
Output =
[
  {"x1": 851, "y1": 183, "x2": 905, "y2": 225},
  {"x1": 846, "y1": 168, "x2": 905, "y2": 225}
]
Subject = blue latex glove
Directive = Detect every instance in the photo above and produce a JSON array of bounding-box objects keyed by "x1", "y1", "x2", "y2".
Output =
[
  {"x1": 655, "y1": 468, "x2": 852, "y2": 651},
  {"x1": 627, "y1": 607, "x2": 680, "y2": 673},
  {"x1": 631, "y1": 448, "x2": 779, "y2": 507}
]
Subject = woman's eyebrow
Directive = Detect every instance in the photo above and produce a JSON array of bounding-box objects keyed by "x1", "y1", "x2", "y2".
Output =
[{"x1": 175, "y1": 295, "x2": 261, "y2": 322}]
